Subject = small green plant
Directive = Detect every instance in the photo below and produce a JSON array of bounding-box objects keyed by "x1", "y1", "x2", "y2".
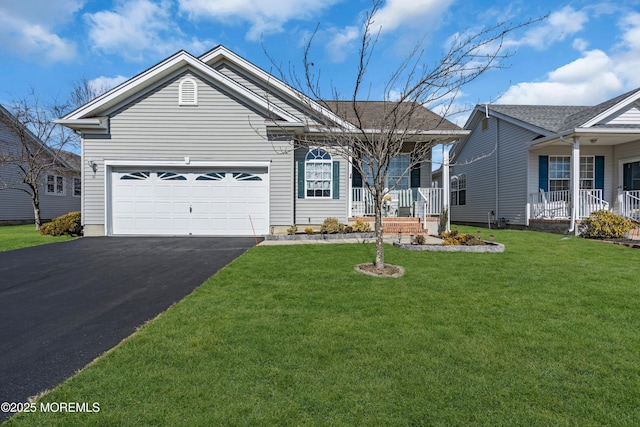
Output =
[
  {"x1": 441, "y1": 229, "x2": 486, "y2": 246},
  {"x1": 412, "y1": 234, "x2": 426, "y2": 245},
  {"x1": 39, "y1": 211, "x2": 82, "y2": 236},
  {"x1": 304, "y1": 227, "x2": 315, "y2": 234},
  {"x1": 580, "y1": 210, "x2": 634, "y2": 239},
  {"x1": 351, "y1": 219, "x2": 371, "y2": 233},
  {"x1": 438, "y1": 207, "x2": 449, "y2": 235},
  {"x1": 286, "y1": 225, "x2": 298, "y2": 235},
  {"x1": 321, "y1": 217, "x2": 344, "y2": 234}
]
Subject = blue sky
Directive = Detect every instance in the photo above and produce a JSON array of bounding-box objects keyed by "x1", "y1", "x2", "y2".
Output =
[{"x1": 1, "y1": 0, "x2": 640, "y2": 128}]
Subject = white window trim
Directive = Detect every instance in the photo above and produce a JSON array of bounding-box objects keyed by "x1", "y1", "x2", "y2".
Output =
[
  {"x1": 178, "y1": 77, "x2": 198, "y2": 106},
  {"x1": 450, "y1": 173, "x2": 466, "y2": 206},
  {"x1": 46, "y1": 174, "x2": 65, "y2": 196},
  {"x1": 73, "y1": 176, "x2": 81, "y2": 197},
  {"x1": 305, "y1": 149, "x2": 333, "y2": 199}
]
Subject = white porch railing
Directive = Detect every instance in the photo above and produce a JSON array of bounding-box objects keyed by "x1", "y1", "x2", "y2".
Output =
[
  {"x1": 351, "y1": 187, "x2": 443, "y2": 218},
  {"x1": 417, "y1": 187, "x2": 443, "y2": 217},
  {"x1": 529, "y1": 189, "x2": 609, "y2": 220},
  {"x1": 622, "y1": 190, "x2": 640, "y2": 222}
]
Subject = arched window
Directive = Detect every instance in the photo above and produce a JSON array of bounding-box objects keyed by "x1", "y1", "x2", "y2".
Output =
[
  {"x1": 179, "y1": 77, "x2": 198, "y2": 105},
  {"x1": 305, "y1": 148, "x2": 332, "y2": 198}
]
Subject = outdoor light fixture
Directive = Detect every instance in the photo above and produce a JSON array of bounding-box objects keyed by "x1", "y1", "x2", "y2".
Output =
[
  {"x1": 88, "y1": 160, "x2": 97, "y2": 172},
  {"x1": 589, "y1": 138, "x2": 598, "y2": 144}
]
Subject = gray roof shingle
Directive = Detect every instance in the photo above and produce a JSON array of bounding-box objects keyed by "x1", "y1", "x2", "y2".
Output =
[
  {"x1": 325, "y1": 101, "x2": 461, "y2": 131},
  {"x1": 487, "y1": 87, "x2": 640, "y2": 133}
]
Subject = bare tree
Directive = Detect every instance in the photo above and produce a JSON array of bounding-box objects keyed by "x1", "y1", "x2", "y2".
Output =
[
  {"x1": 270, "y1": 1, "x2": 543, "y2": 270},
  {"x1": 0, "y1": 91, "x2": 79, "y2": 230}
]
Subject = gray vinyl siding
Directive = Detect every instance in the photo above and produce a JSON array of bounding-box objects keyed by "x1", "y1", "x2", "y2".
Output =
[
  {"x1": 1, "y1": 122, "x2": 80, "y2": 222},
  {"x1": 495, "y1": 120, "x2": 534, "y2": 225},
  {"x1": 451, "y1": 116, "x2": 534, "y2": 226},
  {"x1": 213, "y1": 61, "x2": 328, "y2": 126},
  {"x1": 82, "y1": 71, "x2": 294, "y2": 229},
  {"x1": 450, "y1": 116, "x2": 498, "y2": 224},
  {"x1": 294, "y1": 148, "x2": 348, "y2": 224}
]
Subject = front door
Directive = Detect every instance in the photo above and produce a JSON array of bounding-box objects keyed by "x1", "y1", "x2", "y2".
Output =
[{"x1": 623, "y1": 161, "x2": 640, "y2": 191}]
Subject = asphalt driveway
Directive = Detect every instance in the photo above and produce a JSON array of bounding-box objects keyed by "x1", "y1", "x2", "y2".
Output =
[{"x1": 0, "y1": 237, "x2": 257, "y2": 421}]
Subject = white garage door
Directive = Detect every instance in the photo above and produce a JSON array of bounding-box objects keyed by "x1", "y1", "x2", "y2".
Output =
[{"x1": 111, "y1": 168, "x2": 268, "y2": 236}]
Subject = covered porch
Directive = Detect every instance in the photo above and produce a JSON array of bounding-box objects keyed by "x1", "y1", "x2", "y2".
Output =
[{"x1": 527, "y1": 127, "x2": 640, "y2": 231}]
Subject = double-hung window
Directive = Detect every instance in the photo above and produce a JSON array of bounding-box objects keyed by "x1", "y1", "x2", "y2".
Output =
[
  {"x1": 305, "y1": 149, "x2": 332, "y2": 198},
  {"x1": 548, "y1": 156, "x2": 595, "y2": 191},
  {"x1": 549, "y1": 156, "x2": 571, "y2": 192},
  {"x1": 451, "y1": 174, "x2": 466, "y2": 206},
  {"x1": 46, "y1": 174, "x2": 64, "y2": 195},
  {"x1": 73, "y1": 177, "x2": 81, "y2": 197},
  {"x1": 579, "y1": 156, "x2": 595, "y2": 189}
]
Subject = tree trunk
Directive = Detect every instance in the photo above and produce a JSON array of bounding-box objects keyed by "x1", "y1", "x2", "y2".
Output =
[
  {"x1": 374, "y1": 198, "x2": 384, "y2": 269},
  {"x1": 31, "y1": 190, "x2": 41, "y2": 231}
]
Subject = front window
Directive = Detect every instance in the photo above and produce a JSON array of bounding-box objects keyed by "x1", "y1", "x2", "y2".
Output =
[
  {"x1": 549, "y1": 156, "x2": 595, "y2": 191},
  {"x1": 362, "y1": 155, "x2": 411, "y2": 190},
  {"x1": 580, "y1": 156, "x2": 594, "y2": 189},
  {"x1": 305, "y1": 149, "x2": 332, "y2": 198},
  {"x1": 549, "y1": 156, "x2": 570, "y2": 192},
  {"x1": 46, "y1": 175, "x2": 64, "y2": 195}
]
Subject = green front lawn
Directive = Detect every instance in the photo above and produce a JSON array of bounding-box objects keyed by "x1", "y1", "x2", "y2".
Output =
[
  {"x1": 5, "y1": 228, "x2": 640, "y2": 426},
  {"x1": 0, "y1": 224, "x2": 75, "y2": 252}
]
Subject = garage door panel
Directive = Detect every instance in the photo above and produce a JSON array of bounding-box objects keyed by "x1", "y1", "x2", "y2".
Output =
[{"x1": 112, "y1": 167, "x2": 268, "y2": 235}]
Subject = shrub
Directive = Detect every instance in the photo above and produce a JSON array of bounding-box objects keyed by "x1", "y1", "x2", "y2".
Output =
[
  {"x1": 441, "y1": 230, "x2": 486, "y2": 246},
  {"x1": 39, "y1": 211, "x2": 82, "y2": 236},
  {"x1": 304, "y1": 227, "x2": 315, "y2": 234},
  {"x1": 580, "y1": 210, "x2": 634, "y2": 239},
  {"x1": 343, "y1": 225, "x2": 353, "y2": 233},
  {"x1": 351, "y1": 219, "x2": 371, "y2": 233},
  {"x1": 321, "y1": 217, "x2": 344, "y2": 234},
  {"x1": 412, "y1": 234, "x2": 426, "y2": 245},
  {"x1": 286, "y1": 225, "x2": 298, "y2": 235}
]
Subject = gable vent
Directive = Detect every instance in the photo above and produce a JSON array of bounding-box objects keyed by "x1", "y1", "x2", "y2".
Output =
[{"x1": 179, "y1": 78, "x2": 198, "y2": 106}]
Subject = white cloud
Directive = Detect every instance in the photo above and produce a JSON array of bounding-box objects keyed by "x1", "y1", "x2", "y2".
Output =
[
  {"x1": 498, "y1": 8, "x2": 640, "y2": 105},
  {"x1": 508, "y1": 6, "x2": 588, "y2": 50},
  {"x1": 89, "y1": 75, "x2": 128, "y2": 93},
  {"x1": 374, "y1": 0, "x2": 455, "y2": 33},
  {"x1": 178, "y1": 0, "x2": 341, "y2": 41},
  {"x1": 0, "y1": 0, "x2": 82, "y2": 62},
  {"x1": 85, "y1": 0, "x2": 212, "y2": 61},
  {"x1": 499, "y1": 50, "x2": 623, "y2": 105},
  {"x1": 325, "y1": 26, "x2": 359, "y2": 63}
]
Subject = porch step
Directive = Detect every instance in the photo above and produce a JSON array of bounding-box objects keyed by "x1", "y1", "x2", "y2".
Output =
[{"x1": 350, "y1": 217, "x2": 425, "y2": 235}]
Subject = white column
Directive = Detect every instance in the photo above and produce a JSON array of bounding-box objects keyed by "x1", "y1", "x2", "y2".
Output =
[
  {"x1": 569, "y1": 138, "x2": 580, "y2": 233},
  {"x1": 442, "y1": 144, "x2": 451, "y2": 232}
]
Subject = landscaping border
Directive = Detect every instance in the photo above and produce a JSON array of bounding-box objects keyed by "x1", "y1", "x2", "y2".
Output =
[
  {"x1": 265, "y1": 232, "x2": 375, "y2": 241},
  {"x1": 393, "y1": 241, "x2": 505, "y2": 252}
]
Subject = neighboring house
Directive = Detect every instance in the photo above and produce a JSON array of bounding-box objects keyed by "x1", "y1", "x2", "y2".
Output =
[
  {"x1": 56, "y1": 45, "x2": 466, "y2": 237},
  {"x1": 449, "y1": 88, "x2": 640, "y2": 232},
  {"x1": 0, "y1": 105, "x2": 81, "y2": 225}
]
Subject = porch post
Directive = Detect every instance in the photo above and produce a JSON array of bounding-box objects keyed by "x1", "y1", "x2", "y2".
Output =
[
  {"x1": 442, "y1": 144, "x2": 451, "y2": 232},
  {"x1": 569, "y1": 138, "x2": 580, "y2": 233}
]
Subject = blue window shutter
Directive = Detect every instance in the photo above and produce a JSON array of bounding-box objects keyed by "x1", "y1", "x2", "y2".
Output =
[
  {"x1": 410, "y1": 165, "x2": 420, "y2": 188},
  {"x1": 297, "y1": 161, "x2": 305, "y2": 199},
  {"x1": 595, "y1": 156, "x2": 604, "y2": 190},
  {"x1": 352, "y1": 166, "x2": 362, "y2": 187},
  {"x1": 539, "y1": 156, "x2": 548, "y2": 192},
  {"x1": 332, "y1": 161, "x2": 340, "y2": 199}
]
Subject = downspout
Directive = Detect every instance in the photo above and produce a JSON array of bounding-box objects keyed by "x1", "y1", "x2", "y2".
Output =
[
  {"x1": 495, "y1": 117, "x2": 499, "y2": 225},
  {"x1": 569, "y1": 137, "x2": 580, "y2": 233},
  {"x1": 442, "y1": 144, "x2": 450, "y2": 232}
]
